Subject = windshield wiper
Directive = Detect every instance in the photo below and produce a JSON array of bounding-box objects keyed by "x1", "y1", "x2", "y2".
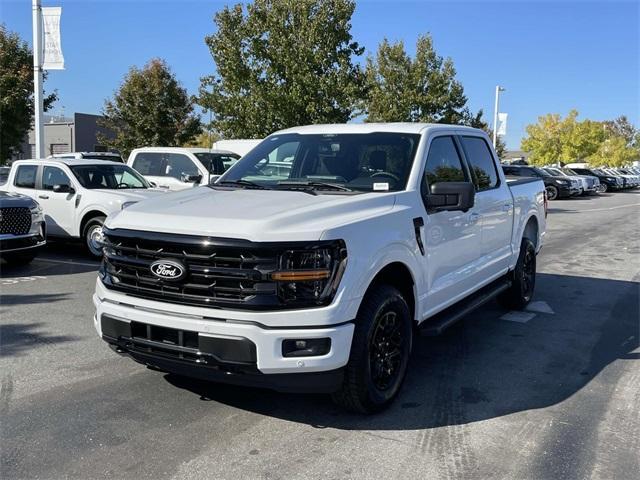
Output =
[
  {"x1": 214, "y1": 180, "x2": 271, "y2": 190},
  {"x1": 276, "y1": 180, "x2": 353, "y2": 192}
]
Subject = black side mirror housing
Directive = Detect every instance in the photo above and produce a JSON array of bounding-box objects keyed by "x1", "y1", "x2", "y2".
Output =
[
  {"x1": 181, "y1": 173, "x2": 203, "y2": 184},
  {"x1": 425, "y1": 181, "x2": 475, "y2": 213},
  {"x1": 53, "y1": 184, "x2": 74, "y2": 194}
]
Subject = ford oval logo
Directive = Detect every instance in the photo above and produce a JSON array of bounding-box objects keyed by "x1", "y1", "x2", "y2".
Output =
[{"x1": 150, "y1": 259, "x2": 187, "y2": 281}]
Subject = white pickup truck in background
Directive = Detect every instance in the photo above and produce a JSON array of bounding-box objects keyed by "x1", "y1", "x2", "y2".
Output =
[
  {"x1": 127, "y1": 147, "x2": 241, "y2": 190},
  {"x1": 1, "y1": 159, "x2": 165, "y2": 257},
  {"x1": 94, "y1": 123, "x2": 546, "y2": 413}
]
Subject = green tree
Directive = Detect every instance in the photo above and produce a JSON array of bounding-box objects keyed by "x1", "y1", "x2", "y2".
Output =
[
  {"x1": 199, "y1": 0, "x2": 364, "y2": 139},
  {"x1": 0, "y1": 24, "x2": 57, "y2": 163},
  {"x1": 462, "y1": 108, "x2": 507, "y2": 158},
  {"x1": 363, "y1": 35, "x2": 469, "y2": 124},
  {"x1": 183, "y1": 131, "x2": 220, "y2": 149},
  {"x1": 589, "y1": 136, "x2": 638, "y2": 167},
  {"x1": 99, "y1": 59, "x2": 201, "y2": 156},
  {"x1": 603, "y1": 115, "x2": 639, "y2": 148},
  {"x1": 521, "y1": 110, "x2": 606, "y2": 165}
]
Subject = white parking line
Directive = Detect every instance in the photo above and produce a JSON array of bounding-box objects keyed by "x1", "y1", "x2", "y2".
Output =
[
  {"x1": 500, "y1": 311, "x2": 536, "y2": 323},
  {"x1": 577, "y1": 203, "x2": 640, "y2": 213},
  {"x1": 36, "y1": 257, "x2": 100, "y2": 268}
]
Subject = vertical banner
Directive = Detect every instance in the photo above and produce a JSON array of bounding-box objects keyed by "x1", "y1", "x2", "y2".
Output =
[
  {"x1": 497, "y1": 113, "x2": 508, "y2": 136},
  {"x1": 42, "y1": 7, "x2": 64, "y2": 70}
]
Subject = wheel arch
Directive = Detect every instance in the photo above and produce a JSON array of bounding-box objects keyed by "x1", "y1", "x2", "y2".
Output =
[
  {"x1": 79, "y1": 209, "x2": 107, "y2": 237},
  {"x1": 522, "y1": 215, "x2": 539, "y2": 249},
  {"x1": 359, "y1": 261, "x2": 417, "y2": 323}
]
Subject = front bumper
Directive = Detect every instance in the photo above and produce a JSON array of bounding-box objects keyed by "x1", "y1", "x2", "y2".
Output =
[
  {"x1": 0, "y1": 231, "x2": 46, "y2": 254},
  {"x1": 93, "y1": 279, "x2": 355, "y2": 391}
]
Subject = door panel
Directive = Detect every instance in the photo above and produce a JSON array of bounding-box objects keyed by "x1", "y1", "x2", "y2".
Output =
[
  {"x1": 39, "y1": 166, "x2": 76, "y2": 236},
  {"x1": 419, "y1": 135, "x2": 483, "y2": 315},
  {"x1": 460, "y1": 136, "x2": 513, "y2": 278}
]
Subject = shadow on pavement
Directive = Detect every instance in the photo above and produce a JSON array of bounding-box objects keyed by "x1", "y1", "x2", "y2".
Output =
[
  {"x1": 0, "y1": 321, "x2": 80, "y2": 357},
  {"x1": 165, "y1": 273, "x2": 639, "y2": 430},
  {"x1": 0, "y1": 293, "x2": 70, "y2": 306}
]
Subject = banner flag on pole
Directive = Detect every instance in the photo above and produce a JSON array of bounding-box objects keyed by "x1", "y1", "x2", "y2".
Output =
[
  {"x1": 42, "y1": 7, "x2": 64, "y2": 70},
  {"x1": 497, "y1": 113, "x2": 508, "y2": 136}
]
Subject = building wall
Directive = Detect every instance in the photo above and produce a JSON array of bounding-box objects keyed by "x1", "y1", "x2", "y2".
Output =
[{"x1": 74, "y1": 113, "x2": 115, "y2": 152}]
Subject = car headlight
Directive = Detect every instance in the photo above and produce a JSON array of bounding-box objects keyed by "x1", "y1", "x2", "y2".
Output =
[
  {"x1": 554, "y1": 179, "x2": 569, "y2": 185},
  {"x1": 272, "y1": 240, "x2": 347, "y2": 306},
  {"x1": 121, "y1": 201, "x2": 138, "y2": 210}
]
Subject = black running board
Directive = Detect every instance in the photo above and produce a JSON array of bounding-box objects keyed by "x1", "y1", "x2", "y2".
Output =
[{"x1": 419, "y1": 278, "x2": 512, "y2": 336}]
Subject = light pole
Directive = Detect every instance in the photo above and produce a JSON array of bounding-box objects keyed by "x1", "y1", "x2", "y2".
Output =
[
  {"x1": 493, "y1": 85, "x2": 505, "y2": 148},
  {"x1": 32, "y1": 0, "x2": 44, "y2": 159}
]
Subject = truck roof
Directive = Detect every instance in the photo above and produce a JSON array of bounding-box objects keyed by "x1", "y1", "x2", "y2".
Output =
[
  {"x1": 273, "y1": 123, "x2": 483, "y2": 135},
  {"x1": 11, "y1": 158, "x2": 123, "y2": 167},
  {"x1": 129, "y1": 147, "x2": 237, "y2": 155}
]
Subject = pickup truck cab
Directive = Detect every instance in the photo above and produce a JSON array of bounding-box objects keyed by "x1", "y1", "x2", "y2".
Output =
[
  {"x1": 1, "y1": 159, "x2": 164, "y2": 257},
  {"x1": 127, "y1": 147, "x2": 240, "y2": 191},
  {"x1": 94, "y1": 123, "x2": 546, "y2": 413}
]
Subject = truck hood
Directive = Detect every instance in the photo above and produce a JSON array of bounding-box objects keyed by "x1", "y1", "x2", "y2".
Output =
[
  {"x1": 0, "y1": 190, "x2": 38, "y2": 208},
  {"x1": 106, "y1": 187, "x2": 396, "y2": 241},
  {"x1": 92, "y1": 188, "x2": 166, "y2": 202}
]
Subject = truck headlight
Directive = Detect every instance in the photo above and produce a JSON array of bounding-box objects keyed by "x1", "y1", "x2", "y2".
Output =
[{"x1": 272, "y1": 241, "x2": 347, "y2": 306}]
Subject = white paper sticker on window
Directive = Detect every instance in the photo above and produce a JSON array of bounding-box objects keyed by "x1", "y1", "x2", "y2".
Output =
[{"x1": 373, "y1": 182, "x2": 389, "y2": 191}]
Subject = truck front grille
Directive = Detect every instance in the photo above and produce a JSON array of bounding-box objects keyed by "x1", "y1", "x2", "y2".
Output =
[
  {"x1": 0, "y1": 207, "x2": 31, "y2": 235},
  {"x1": 101, "y1": 228, "x2": 282, "y2": 309}
]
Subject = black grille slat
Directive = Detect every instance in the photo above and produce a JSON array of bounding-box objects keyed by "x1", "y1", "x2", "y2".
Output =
[
  {"x1": 102, "y1": 229, "x2": 282, "y2": 308},
  {"x1": 0, "y1": 207, "x2": 31, "y2": 235}
]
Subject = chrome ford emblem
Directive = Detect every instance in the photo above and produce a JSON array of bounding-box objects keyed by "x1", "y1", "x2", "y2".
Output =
[{"x1": 150, "y1": 259, "x2": 186, "y2": 281}]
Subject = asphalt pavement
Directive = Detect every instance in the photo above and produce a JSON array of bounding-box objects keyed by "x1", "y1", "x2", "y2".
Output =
[{"x1": 1, "y1": 190, "x2": 639, "y2": 480}]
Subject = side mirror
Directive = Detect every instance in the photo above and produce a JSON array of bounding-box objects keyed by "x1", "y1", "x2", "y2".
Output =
[
  {"x1": 181, "y1": 173, "x2": 203, "y2": 184},
  {"x1": 425, "y1": 181, "x2": 475, "y2": 213},
  {"x1": 53, "y1": 184, "x2": 74, "y2": 194}
]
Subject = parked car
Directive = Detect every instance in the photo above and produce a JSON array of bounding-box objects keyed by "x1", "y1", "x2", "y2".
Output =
[
  {"x1": 543, "y1": 167, "x2": 600, "y2": 195},
  {"x1": 211, "y1": 139, "x2": 262, "y2": 158},
  {"x1": 0, "y1": 191, "x2": 46, "y2": 265},
  {"x1": 602, "y1": 168, "x2": 635, "y2": 188},
  {"x1": 49, "y1": 152, "x2": 125, "y2": 163},
  {"x1": 1, "y1": 159, "x2": 165, "y2": 257},
  {"x1": 127, "y1": 147, "x2": 240, "y2": 191},
  {"x1": 502, "y1": 164, "x2": 580, "y2": 200},
  {"x1": 569, "y1": 167, "x2": 622, "y2": 192},
  {"x1": 94, "y1": 123, "x2": 547, "y2": 413},
  {"x1": 616, "y1": 168, "x2": 640, "y2": 187}
]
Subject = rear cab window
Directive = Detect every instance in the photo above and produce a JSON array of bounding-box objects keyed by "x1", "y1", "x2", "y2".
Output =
[{"x1": 14, "y1": 165, "x2": 38, "y2": 188}]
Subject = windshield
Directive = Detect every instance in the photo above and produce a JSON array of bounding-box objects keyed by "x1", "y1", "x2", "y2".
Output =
[
  {"x1": 546, "y1": 168, "x2": 564, "y2": 176},
  {"x1": 218, "y1": 133, "x2": 421, "y2": 193},
  {"x1": 562, "y1": 168, "x2": 578, "y2": 175},
  {"x1": 533, "y1": 167, "x2": 551, "y2": 177},
  {"x1": 194, "y1": 152, "x2": 240, "y2": 175},
  {"x1": 70, "y1": 164, "x2": 149, "y2": 189}
]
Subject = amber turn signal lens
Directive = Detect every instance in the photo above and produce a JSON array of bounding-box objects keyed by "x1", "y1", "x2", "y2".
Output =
[{"x1": 271, "y1": 269, "x2": 331, "y2": 281}]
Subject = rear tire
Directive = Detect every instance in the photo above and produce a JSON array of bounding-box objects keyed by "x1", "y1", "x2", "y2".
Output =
[
  {"x1": 332, "y1": 284, "x2": 412, "y2": 414},
  {"x1": 83, "y1": 216, "x2": 106, "y2": 259},
  {"x1": 545, "y1": 185, "x2": 559, "y2": 201},
  {"x1": 498, "y1": 238, "x2": 536, "y2": 310}
]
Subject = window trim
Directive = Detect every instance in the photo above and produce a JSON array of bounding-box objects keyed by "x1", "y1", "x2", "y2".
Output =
[
  {"x1": 42, "y1": 165, "x2": 74, "y2": 191},
  {"x1": 419, "y1": 133, "x2": 473, "y2": 209},
  {"x1": 458, "y1": 134, "x2": 501, "y2": 192},
  {"x1": 13, "y1": 164, "x2": 40, "y2": 190}
]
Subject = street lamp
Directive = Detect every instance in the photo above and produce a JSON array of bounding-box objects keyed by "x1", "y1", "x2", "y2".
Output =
[{"x1": 493, "y1": 85, "x2": 505, "y2": 148}]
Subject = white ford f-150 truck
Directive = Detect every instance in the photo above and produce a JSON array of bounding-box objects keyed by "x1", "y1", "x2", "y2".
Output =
[
  {"x1": 94, "y1": 123, "x2": 547, "y2": 413},
  {"x1": 1, "y1": 159, "x2": 165, "y2": 257}
]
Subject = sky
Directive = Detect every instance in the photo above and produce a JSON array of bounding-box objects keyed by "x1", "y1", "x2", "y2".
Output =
[{"x1": 2, "y1": 0, "x2": 638, "y2": 149}]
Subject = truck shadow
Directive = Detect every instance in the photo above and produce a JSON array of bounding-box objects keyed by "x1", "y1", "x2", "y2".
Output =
[{"x1": 165, "y1": 272, "x2": 639, "y2": 430}]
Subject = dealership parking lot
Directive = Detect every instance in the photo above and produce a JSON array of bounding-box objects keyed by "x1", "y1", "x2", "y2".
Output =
[{"x1": 1, "y1": 191, "x2": 639, "y2": 480}]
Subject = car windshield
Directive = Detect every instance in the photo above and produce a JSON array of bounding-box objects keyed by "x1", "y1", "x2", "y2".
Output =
[
  {"x1": 562, "y1": 168, "x2": 578, "y2": 175},
  {"x1": 533, "y1": 167, "x2": 551, "y2": 177},
  {"x1": 194, "y1": 152, "x2": 240, "y2": 175},
  {"x1": 547, "y1": 168, "x2": 564, "y2": 176},
  {"x1": 218, "y1": 133, "x2": 421, "y2": 193},
  {"x1": 70, "y1": 164, "x2": 149, "y2": 189}
]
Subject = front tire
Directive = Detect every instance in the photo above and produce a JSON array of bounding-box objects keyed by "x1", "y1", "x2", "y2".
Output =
[
  {"x1": 332, "y1": 284, "x2": 412, "y2": 414},
  {"x1": 600, "y1": 183, "x2": 608, "y2": 193},
  {"x1": 545, "y1": 185, "x2": 559, "y2": 201},
  {"x1": 498, "y1": 238, "x2": 537, "y2": 310},
  {"x1": 84, "y1": 216, "x2": 106, "y2": 259}
]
